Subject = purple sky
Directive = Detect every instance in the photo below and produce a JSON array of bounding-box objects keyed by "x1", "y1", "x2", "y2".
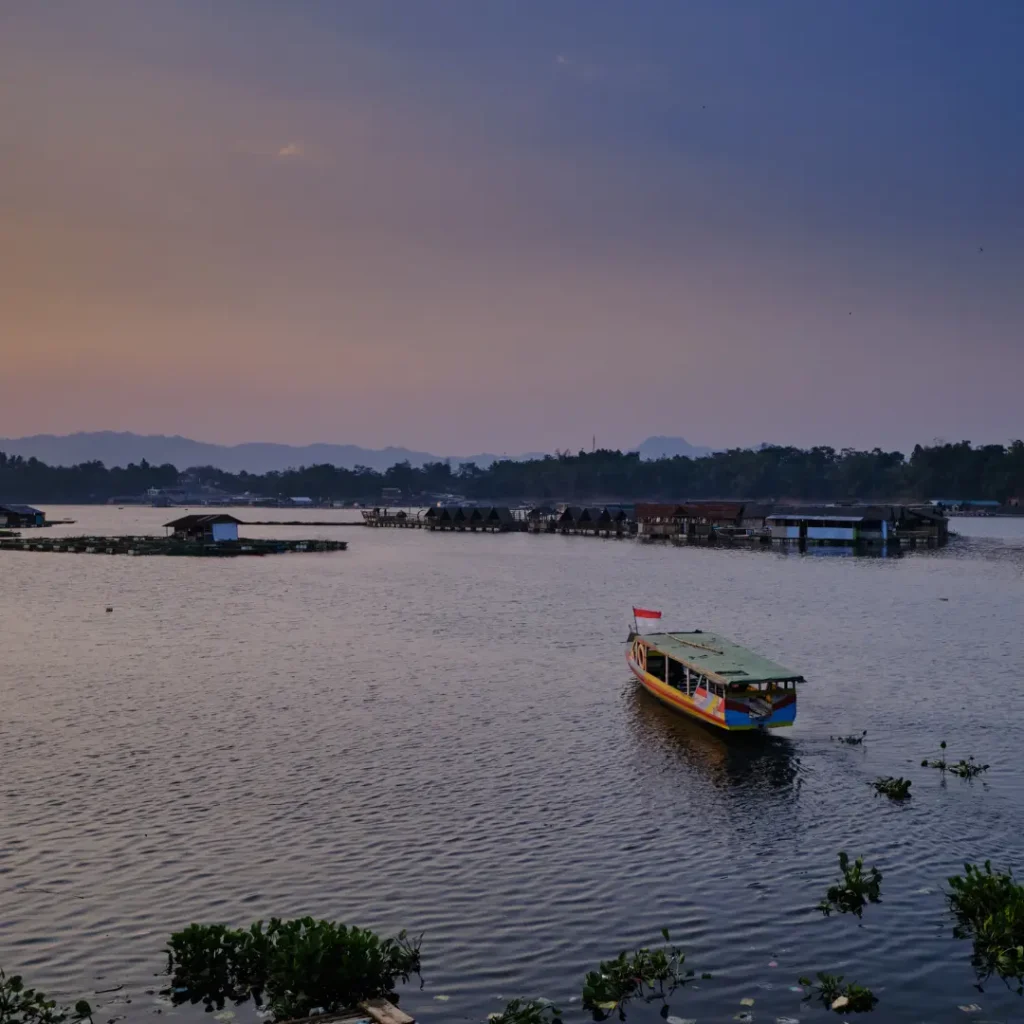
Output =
[{"x1": 2, "y1": 1, "x2": 1022, "y2": 455}]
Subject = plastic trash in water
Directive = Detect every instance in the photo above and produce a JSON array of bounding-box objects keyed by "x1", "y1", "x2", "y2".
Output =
[
  {"x1": 741, "y1": 998, "x2": 755, "y2": 1007},
  {"x1": 433, "y1": 995, "x2": 451, "y2": 1002},
  {"x1": 958, "y1": 1006, "x2": 982, "y2": 1014}
]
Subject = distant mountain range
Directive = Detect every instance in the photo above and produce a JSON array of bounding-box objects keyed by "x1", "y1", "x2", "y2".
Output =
[{"x1": 0, "y1": 431, "x2": 713, "y2": 473}]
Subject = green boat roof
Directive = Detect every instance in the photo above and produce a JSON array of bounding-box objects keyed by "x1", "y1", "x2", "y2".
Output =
[{"x1": 638, "y1": 631, "x2": 805, "y2": 685}]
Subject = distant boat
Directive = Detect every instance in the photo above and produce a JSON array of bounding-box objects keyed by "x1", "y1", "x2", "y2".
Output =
[{"x1": 627, "y1": 609, "x2": 803, "y2": 732}]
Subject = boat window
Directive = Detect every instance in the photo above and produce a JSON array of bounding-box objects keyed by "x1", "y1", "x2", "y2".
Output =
[
  {"x1": 666, "y1": 657, "x2": 687, "y2": 691},
  {"x1": 646, "y1": 651, "x2": 666, "y2": 680}
]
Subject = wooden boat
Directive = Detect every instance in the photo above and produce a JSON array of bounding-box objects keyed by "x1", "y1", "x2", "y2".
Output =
[{"x1": 627, "y1": 627, "x2": 804, "y2": 731}]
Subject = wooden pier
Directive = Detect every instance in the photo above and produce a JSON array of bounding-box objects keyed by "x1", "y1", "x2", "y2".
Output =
[
  {"x1": 0, "y1": 535, "x2": 348, "y2": 557},
  {"x1": 362, "y1": 509, "x2": 426, "y2": 528},
  {"x1": 362, "y1": 506, "x2": 522, "y2": 532}
]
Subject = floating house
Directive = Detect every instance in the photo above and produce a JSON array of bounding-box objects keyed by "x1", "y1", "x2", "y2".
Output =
[
  {"x1": 636, "y1": 501, "x2": 948, "y2": 547},
  {"x1": 419, "y1": 505, "x2": 517, "y2": 531},
  {"x1": 0, "y1": 504, "x2": 45, "y2": 528},
  {"x1": 164, "y1": 513, "x2": 243, "y2": 543},
  {"x1": 767, "y1": 505, "x2": 948, "y2": 546}
]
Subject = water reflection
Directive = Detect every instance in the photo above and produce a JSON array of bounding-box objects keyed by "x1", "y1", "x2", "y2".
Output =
[
  {"x1": 774, "y1": 544, "x2": 900, "y2": 559},
  {"x1": 624, "y1": 684, "x2": 800, "y2": 793}
]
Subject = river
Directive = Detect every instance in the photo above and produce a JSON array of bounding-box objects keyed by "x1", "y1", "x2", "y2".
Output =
[{"x1": 3, "y1": 510, "x2": 1023, "y2": 1024}]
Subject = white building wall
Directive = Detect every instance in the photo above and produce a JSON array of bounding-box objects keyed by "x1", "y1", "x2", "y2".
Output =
[
  {"x1": 806, "y1": 526, "x2": 857, "y2": 542},
  {"x1": 211, "y1": 522, "x2": 239, "y2": 542}
]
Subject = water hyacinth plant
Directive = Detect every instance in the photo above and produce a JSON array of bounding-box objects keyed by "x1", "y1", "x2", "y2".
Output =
[
  {"x1": 922, "y1": 741, "x2": 990, "y2": 779},
  {"x1": 487, "y1": 998, "x2": 563, "y2": 1024},
  {"x1": 922, "y1": 739, "x2": 949, "y2": 771},
  {"x1": 581, "y1": 930, "x2": 696, "y2": 1018},
  {"x1": 947, "y1": 862, "x2": 1024, "y2": 993},
  {"x1": 163, "y1": 917, "x2": 420, "y2": 1020},
  {"x1": 871, "y1": 776, "x2": 912, "y2": 800},
  {"x1": 818, "y1": 852, "x2": 883, "y2": 918},
  {"x1": 832, "y1": 731, "x2": 867, "y2": 745},
  {"x1": 798, "y1": 973, "x2": 878, "y2": 1013},
  {"x1": 0, "y1": 969, "x2": 92, "y2": 1024},
  {"x1": 947, "y1": 758, "x2": 990, "y2": 779}
]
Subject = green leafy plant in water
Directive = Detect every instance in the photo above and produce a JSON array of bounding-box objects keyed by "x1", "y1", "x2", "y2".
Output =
[
  {"x1": 948, "y1": 757, "x2": 990, "y2": 779},
  {"x1": 0, "y1": 969, "x2": 92, "y2": 1024},
  {"x1": 798, "y1": 973, "x2": 877, "y2": 1013},
  {"x1": 487, "y1": 999, "x2": 563, "y2": 1024},
  {"x1": 871, "y1": 776, "x2": 911, "y2": 800},
  {"x1": 163, "y1": 917, "x2": 421, "y2": 1020},
  {"x1": 832, "y1": 730, "x2": 867, "y2": 745},
  {"x1": 922, "y1": 741, "x2": 989, "y2": 779},
  {"x1": 818, "y1": 852, "x2": 882, "y2": 918},
  {"x1": 947, "y1": 861, "x2": 1024, "y2": 993},
  {"x1": 581, "y1": 930, "x2": 694, "y2": 1018}
]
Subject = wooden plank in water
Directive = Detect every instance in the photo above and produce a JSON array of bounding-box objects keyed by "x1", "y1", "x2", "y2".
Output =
[
  {"x1": 363, "y1": 998, "x2": 415, "y2": 1024},
  {"x1": 282, "y1": 999, "x2": 414, "y2": 1024}
]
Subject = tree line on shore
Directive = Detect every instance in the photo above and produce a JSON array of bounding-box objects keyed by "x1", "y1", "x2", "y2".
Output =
[{"x1": 1, "y1": 440, "x2": 1022, "y2": 504}]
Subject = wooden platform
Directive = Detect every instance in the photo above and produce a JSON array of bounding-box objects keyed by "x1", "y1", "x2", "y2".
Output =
[{"x1": 0, "y1": 535, "x2": 348, "y2": 557}]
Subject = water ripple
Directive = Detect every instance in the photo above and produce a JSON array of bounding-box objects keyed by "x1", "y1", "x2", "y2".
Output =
[{"x1": 2, "y1": 510, "x2": 1023, "y2": 1024}]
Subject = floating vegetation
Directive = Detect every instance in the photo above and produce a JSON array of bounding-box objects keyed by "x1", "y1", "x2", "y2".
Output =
[
  {"x1": 948, "y1": 758, "x2": 990, "y2": 779},
  {"x1": 163, "y1": 918, "x2": 421, "y2": 1021},
  {"x1": 832, "y1": 731, "x2": 867, "y2": 745},
  {"x1": 947, "y1": 862, "x2": 1024, "y2": 993},
  {"x1": 0, "y1": 969, "x2": 92, "y2": 1024},
  {"x1": 818, "y1": 852, "x2": 883, "y2": 918},
  {"x1": 581, "y1": 930, "x2": 694, "y2": 1018},
  {"x1": 798, "y1": 973, "x2": 878, "y2": 1013},
  {"x1": 922, "y1": 739, "x2": 949, "y2": 771},
  {"x1": 871, "y1": 776, "x2": 912, "y2": 800},
  {"x1": 922, "y1": 741, "x2": 990, "y2": 779},
  {"x1": 487, "y1": 999, "x2": 563, "y2": 1024}
]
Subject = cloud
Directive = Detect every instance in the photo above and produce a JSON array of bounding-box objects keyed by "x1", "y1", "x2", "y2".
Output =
[{"x1": 277, "y1": 142, "x2": 303, "y2": 159}]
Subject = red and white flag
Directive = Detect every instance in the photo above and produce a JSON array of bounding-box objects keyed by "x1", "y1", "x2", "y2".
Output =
[{"x1": 633, "y1": 606, "x2": 662, "y2": 619}]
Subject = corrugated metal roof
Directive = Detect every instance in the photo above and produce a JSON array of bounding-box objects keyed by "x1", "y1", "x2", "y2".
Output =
[
  {"x1": 0, "y1": 504, "x2": 43, "y2": 515},
  {"x1": 164, "y1": 514, "x2": 243, "y2": 529},
  {"x1": 639, "y1": 631, "x2": 804, "y2": 684}
]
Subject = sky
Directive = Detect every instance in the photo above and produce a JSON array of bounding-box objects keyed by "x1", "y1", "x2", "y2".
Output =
[{"x1": 1, "y1": 1, "x2": 1022, "y2": 455}]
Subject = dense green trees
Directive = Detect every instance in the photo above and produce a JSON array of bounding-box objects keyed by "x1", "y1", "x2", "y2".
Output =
[{"x1": 1, "y1": 441, "x2": 1022, "y2": 504}]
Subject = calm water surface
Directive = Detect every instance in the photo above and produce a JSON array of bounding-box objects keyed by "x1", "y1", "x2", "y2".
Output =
[{"x1": 3, "y1": 510, "x2": 1024, "y2": 1024}]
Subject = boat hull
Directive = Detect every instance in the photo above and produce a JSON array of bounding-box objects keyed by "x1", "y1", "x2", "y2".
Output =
[{"x1": 627, "y1": 654, "x2": 795, "y2": 731}]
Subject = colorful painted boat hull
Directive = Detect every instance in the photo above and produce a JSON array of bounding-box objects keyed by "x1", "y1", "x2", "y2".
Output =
[{"x1": 627, "y1": 652, "x2": 796, "y2": 731}]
